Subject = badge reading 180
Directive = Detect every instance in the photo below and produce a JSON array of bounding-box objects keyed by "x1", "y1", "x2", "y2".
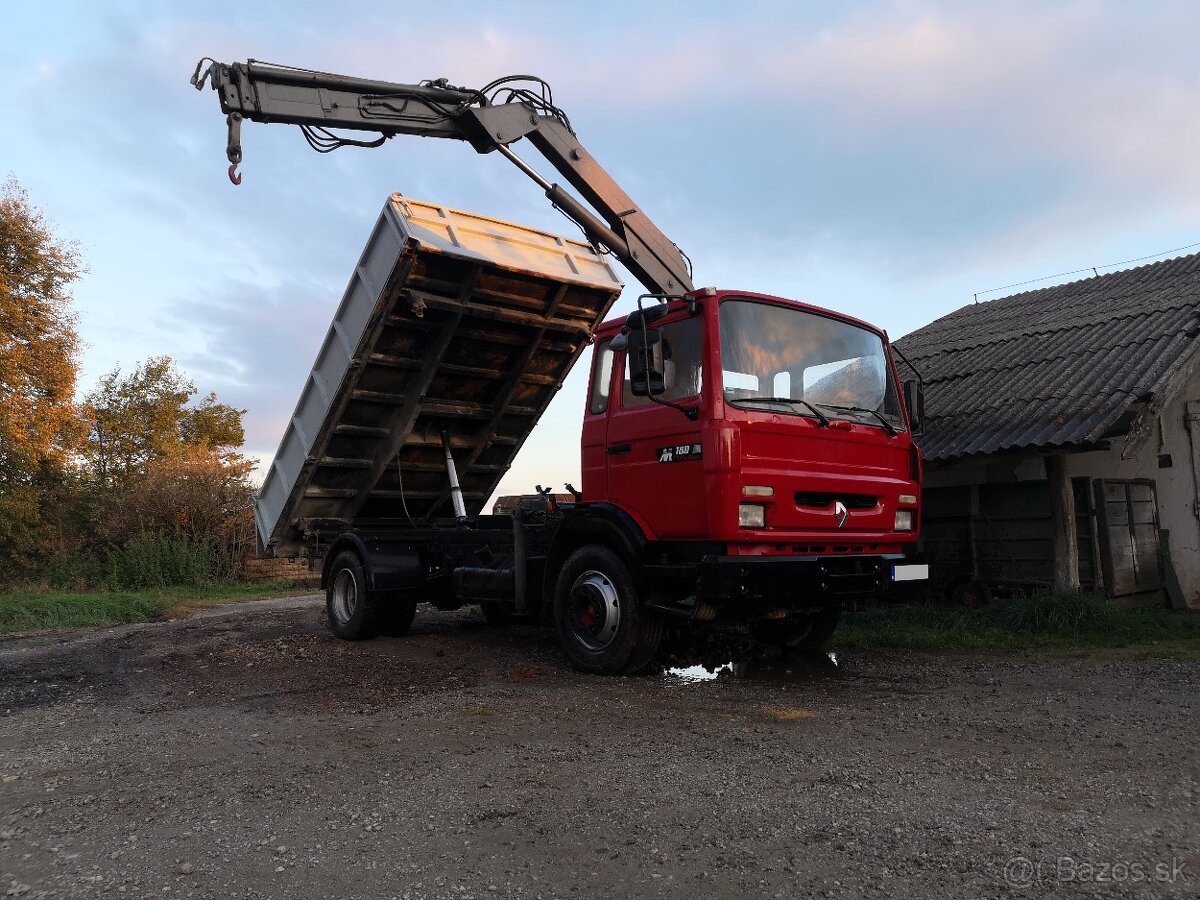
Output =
[{"x1": 657, "y1": 443, "x2": 702, "y2": 463}]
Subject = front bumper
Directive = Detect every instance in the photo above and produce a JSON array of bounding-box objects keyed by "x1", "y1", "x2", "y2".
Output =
[{"x1": 696, "y1": 553, "x2": 927, "y2": 612}]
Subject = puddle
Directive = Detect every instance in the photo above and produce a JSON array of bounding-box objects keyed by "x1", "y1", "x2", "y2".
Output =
[
  {"x1": 667, "y1": 662, "x2": 734, "y2": 682},
  {"x1": 667, "y1": 651, "x2": 838, "y2": 684}
]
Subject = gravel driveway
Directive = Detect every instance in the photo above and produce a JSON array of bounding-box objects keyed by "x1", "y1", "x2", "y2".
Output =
[{"x1": 1, "y1": 595, "x2": 1196, "y2": 899}]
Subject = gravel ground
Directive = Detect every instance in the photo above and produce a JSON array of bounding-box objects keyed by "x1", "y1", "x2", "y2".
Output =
[{"x1": 0, "y1": 595, "x2": 1196, "y2": 899}]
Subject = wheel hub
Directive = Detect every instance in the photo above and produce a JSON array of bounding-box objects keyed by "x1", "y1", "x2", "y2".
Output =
[
  {"x1": 569, "y1": 570, "x2": 621, "y2": 651},
  {"x1": 331, "y1": 568, "x2": 358, "y2": 625}
]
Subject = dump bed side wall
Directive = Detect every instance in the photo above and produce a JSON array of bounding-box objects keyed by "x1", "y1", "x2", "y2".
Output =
[{"x1": 253, "y1": 195, "x2": 623, "y2": 555}]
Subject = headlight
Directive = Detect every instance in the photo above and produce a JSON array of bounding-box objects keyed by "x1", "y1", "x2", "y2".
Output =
[
  {"x1": 739, "y1": 504, "x2": 766, "y2": 528},
  {"x1": 894, "y1": 509, "x2": 914, "y2": 531}
]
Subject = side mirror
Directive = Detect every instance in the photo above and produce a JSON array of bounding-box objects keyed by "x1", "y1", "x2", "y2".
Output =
[
  {"x1": 629, "y1": 329, "x2": 664, "y2": 397},
  {"x1": 610, "y1": 332, "x2": 629, "y2": 352},
  {"x1": 626, "y1": 302, "x2": 669, "y2": 330},
  {"x1": 902, "y1": 379, "x2": 925, "y2": 433}
]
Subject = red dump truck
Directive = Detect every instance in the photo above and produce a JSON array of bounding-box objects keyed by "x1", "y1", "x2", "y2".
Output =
[{"x1": 193, "y1": 60, "x2": 928, "y2": 673}]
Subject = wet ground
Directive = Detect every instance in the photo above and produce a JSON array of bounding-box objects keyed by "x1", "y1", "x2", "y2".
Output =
[{"x1": 1, "y1": 595, "x2": 1197, "y2": 899}]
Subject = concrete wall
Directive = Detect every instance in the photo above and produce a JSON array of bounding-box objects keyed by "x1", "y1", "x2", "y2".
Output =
[{"x1": 923, "y1": 354, "x2": 1200, "y2": 607}]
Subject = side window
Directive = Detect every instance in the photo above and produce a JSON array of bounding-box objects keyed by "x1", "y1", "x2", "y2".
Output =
[
  {"x1": 588, "y1": 339, "x2": 614, "y2": 414},
  {"x1": 622, "y1": 317, "x2": 703, "y2": 409}
]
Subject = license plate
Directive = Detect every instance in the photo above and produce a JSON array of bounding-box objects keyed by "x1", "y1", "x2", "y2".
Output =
[{"x1": 892, "y1": 563, "x2": 929, "y2": 582}]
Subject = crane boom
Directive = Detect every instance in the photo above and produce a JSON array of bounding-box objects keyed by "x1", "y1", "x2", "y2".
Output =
[{"x1": 192, "y1": 59, "x2": 694, "y2": 295}]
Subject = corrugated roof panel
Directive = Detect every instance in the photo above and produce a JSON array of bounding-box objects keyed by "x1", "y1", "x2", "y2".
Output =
[{"x1": 896, "y1": 253, "x2": 1200, "y2": 462}]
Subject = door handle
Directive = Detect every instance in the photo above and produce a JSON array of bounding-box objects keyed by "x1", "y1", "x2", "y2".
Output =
[{"x1": 606, "y1": 443, "x2": 632, "y2": 455}]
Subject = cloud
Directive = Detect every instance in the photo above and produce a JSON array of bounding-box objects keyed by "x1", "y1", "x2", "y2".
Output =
[
  {"x1": 162, "y1": 274, "x2": 337, "y2": 454},
  {"x1": 10, "y1": 0, "x2": 1200, "y2": 479}
]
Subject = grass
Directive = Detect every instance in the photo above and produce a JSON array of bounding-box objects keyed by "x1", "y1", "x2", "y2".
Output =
[
  {"x1": 5, "y1": 581, "x2": 1198, "y2": 661},
  {"x1": 832, "y1": 593, "x2": 1200, "y2": 659},
  {"x1": 0, "y1": 582, "x2": 308, "y2": 635}
]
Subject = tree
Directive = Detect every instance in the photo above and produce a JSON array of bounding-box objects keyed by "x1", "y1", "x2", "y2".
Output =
[
  {"x1": 83, "y1": 356, "x2": 247, "y2": 485},
  {"x1": 81, "y1": 358, "x2": 253, "y2": 586},
  {"x1": 0, "y1": 175, "x2": 86, "y2": 484},
  {"x1": 101, "y1": 443, "x2": 255, "y2": 580},
  {"x1": 0, "y1": 176, "x2": 87, "y2": 582},
  {"x1": 181, "y1": 392, "x2": 247, "y2": 456}
]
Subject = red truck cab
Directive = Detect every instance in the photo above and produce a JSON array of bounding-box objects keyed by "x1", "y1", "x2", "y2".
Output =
[{"x1": 579, "y1": 288, "x2": 926, "y2": 625}]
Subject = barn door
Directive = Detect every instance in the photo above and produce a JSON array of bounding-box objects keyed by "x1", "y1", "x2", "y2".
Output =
[{"x1": 1094, "y1": 479, "x2": 1164, "y2": 597}]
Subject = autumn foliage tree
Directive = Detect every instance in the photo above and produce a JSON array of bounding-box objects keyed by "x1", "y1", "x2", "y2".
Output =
[
  {"x1": 83, "y1": 356, "x2": 246, "y2": 486},
  {"x1": 0, "y1": 178, "x2": 257, "y2": 588},
  {"x1": 0, "y1": 176, "x2": 85, "y2": 479},
  {"x1": 82, "y1": 357, "x2": 254, "y2": 576},
  {"x1": 0, "y1": 176, "x2": 87, "y2": 577}
]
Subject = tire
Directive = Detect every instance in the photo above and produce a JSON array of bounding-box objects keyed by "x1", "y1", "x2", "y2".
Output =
[
  {"x1": 378, "y1": 593, "x2": 418, "y2": 637},
  {"x1": 325, "y1": 551, "x2": 379, "y2": 641},
  {"x1": 749, "y1": 608, "x2": 841, "y2": 650},
  {"x1": 554, "y1": 545, "x2": 663, "y2": 675}
]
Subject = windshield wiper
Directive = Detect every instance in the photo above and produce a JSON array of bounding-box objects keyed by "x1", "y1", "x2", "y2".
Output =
[
  {"x1": 733, "y1": 396, "x2": 830, "y2": 427},
  {"x1": 816, "y1": 404, "x2": 899, "y2": 437}
]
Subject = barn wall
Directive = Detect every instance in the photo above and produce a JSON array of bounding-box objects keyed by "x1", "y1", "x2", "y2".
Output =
[
  {"x1": 920, "y1": 357, "x2": 1200, "y2": 607},
  {"x1": 1062, "y1": 359, "x2": 1200, "y2": 607}
]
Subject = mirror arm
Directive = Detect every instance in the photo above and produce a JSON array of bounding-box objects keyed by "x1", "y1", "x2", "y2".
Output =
[{"x1": 647, "y1": 394, "x2": 699, "y2": 420}]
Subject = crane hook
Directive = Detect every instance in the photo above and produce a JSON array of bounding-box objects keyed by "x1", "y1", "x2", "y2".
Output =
[{"x1": 228, "y1": 163, "x2": 242, "y2": 186}]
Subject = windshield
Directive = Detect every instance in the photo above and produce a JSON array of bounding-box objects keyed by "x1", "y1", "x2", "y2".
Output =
[{"x1": 718, "y1": 298, "x2": 904, "y2": 429}]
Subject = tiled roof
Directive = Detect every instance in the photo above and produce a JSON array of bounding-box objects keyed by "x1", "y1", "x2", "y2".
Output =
[{"x1": 894, "y1": 253, "x2": 1200, "y2": 462}]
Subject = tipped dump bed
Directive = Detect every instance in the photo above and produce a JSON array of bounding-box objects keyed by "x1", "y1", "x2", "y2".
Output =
[{"x1": 254, "y1": 194, "x2": 623, "y2": 554}]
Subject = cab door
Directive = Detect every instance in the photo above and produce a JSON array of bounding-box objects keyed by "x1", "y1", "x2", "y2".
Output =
[{"x1": 605, "y1": 316, "x2": 708, "y2": 539}]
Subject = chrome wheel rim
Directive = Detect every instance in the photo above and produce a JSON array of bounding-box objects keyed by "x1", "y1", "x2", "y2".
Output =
[
  {"x1": 570, "y1": 569, "x2": 621, "y2": 651},
  {"x1": 331, "y1": 568, "x2": 358, "y2": 626}
]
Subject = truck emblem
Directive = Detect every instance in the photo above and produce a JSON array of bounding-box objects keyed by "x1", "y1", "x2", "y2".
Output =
[
  {"x1": 656, "y1": 443, "x2": 702, "y2": 463},
  {"x1": 834, "y1": 500, "x2": 849, "y2": 528}
]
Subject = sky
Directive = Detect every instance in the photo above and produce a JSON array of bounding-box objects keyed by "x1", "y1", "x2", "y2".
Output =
[{"x1": 5, "y1": 0, "x2": 1200, "y2": 505}]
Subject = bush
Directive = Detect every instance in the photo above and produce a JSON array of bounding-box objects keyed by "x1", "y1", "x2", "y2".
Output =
[
  {"x1": 104, "y1": 532, "x2": 220, "y2": 590},
  {"x1": 90, "y1": 445, "x2": 255, "y2": 588},
  {"x1": 45, "y1": 549, "x2": 106, "y2": 591}
]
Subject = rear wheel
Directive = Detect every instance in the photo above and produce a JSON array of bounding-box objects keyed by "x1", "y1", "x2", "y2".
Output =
[
  {"x1": 749, "y1": 608, "x2": 841, "y2": 650},
  {"x1": 326, "y1": 551, "x2": 379, "y2": 641},
  {"x1": 555, "y1": 545, "x2": 662, "y2": 675}
]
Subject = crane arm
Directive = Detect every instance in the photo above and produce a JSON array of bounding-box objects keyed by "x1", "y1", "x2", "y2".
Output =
[{"x1": 192, "y1": 59, "x2": 693, "y2": 295}]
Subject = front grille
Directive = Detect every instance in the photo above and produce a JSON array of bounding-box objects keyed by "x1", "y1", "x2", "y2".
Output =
[{"x1": 794, "y1": 491, "x2": 877, "y2": 509}]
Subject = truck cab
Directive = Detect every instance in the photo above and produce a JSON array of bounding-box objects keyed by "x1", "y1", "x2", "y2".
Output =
[{"x1": 579, "y1": 289, "x2": 925, "y2": 621}]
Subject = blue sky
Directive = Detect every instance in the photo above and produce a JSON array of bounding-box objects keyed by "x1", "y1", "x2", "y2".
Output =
[{"x1": 5, "y1": 1, "x2": 1200, "y2": 501}]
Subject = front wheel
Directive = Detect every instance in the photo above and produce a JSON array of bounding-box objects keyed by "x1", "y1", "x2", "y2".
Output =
[{"x1": 555, "y1": 545, "x2": 662, "y2": 675}]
